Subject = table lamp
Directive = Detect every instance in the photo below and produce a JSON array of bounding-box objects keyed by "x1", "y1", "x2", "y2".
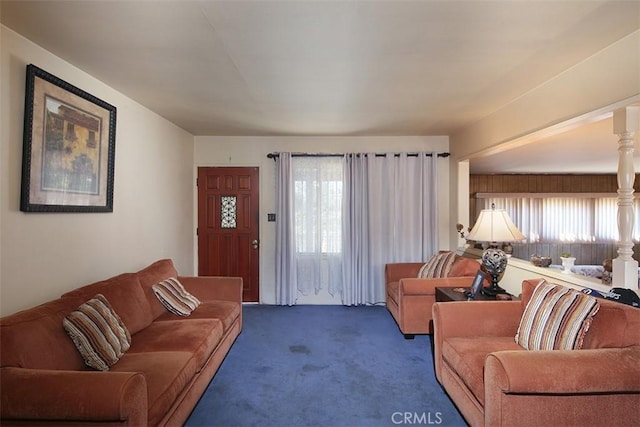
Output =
[{"x1": 466, "y1": 204, "x2": 526, "y2": 296}]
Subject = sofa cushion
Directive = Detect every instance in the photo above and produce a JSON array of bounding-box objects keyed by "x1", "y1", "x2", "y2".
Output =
[
  {"x1": 449, "y1": 256, "x2": 481, "y2": 278},
  {"x1": 516, "y1": 280, "x2": 600, "y2": 350},
  {"x1": 152, "y1": 278, "x2": 201, "y2": 316},
  {"x1": 442, "y1": 336, "x2": 522, "y2": 406},
  {"x1": 62, "y1": 273, "x2": 153, "y2": 335},
  {"x1": 156, "y1": 300, "x2": 241, "y2": 332},
  {"x1": 128, "y1": 318, "x2": 223, "y2": 370},
  {"x1": 0, "y1": 297, "x2": 86, "y2": 370},
  {"x1": 112, "y1": 351, "x2": 197, "y2": 426},
  {"x1": 581, "y1": 298, "x2": 640, "y2": 349},
  {"x1": 582, "y1": 301, "x2": 640, "y2": 349},
  {"x1": 136, "y1": 259, "x2": 181, "y2": 319},
  {"x1": 63, "y1": 294, "x2": 131, "y2": 371},
  {"x1": 520, "y1": 279, "x2": 640, "y2": 349},
  {"x1": 418, "y1": 251, "x2": 457, "y2": 278}
]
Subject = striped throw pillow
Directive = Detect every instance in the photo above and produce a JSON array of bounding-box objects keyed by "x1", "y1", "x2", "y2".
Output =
[
  {"x1": 152, "y1": 278, "x2": 201, "y2": 316},
  {"x1": 63, "y1": 294, "x2": 131, "y2": 371},
  {"x1": 515, "y1": 280, "x2": 600, "y2": 350},
  {"x1": 418, "y1": 251, "x2": 457, "y2": 278}
]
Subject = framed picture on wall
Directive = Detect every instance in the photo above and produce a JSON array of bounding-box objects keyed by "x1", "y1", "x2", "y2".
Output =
[{"x1": 20, "y1": 64, "x2": 117, "y2": 213}]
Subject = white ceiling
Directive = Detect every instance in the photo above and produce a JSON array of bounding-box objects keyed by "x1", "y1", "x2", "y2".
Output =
[{"x1": 1, "y1": 0, "x2": 639, "y2": 173}]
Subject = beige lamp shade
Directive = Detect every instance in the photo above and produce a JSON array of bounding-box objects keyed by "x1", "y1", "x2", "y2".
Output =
[{"x1": 467, "y1": 207, "x2": 526, "y2": 243}]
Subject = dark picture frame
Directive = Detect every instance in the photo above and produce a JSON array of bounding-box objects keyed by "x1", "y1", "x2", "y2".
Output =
[{"x1": 20, "y1": 64, "x2": 116, "y2": 213}]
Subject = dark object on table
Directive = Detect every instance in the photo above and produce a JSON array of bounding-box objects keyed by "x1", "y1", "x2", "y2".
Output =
[
  {"x1": 601, "y1": 259, "x2": 613, "y2": 284},
  {"x1": 530, "y1": 254, "x2": 552, "y2": 267},
  {"x1": 603, "y1": 288, "x2": 640, "y2": 307},
  {"x1": 581, "y1": 287, "x2": 640, "y2": 308},
  {"x1": 464, "y1": 269, "x2": 486, "y2": 300}
]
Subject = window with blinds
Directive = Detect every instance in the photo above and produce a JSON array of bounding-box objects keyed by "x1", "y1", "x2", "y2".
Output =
[{"x1": 477, "y1": 195, "x2": 640, "y2": 243}]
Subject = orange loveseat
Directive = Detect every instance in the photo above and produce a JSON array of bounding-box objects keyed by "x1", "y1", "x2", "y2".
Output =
[
  {"x1": 0, "y1": 259, "x2": 242, "y2": 426},
  {"x1": 385, "y1": 253, "x2": 481, "y2": 337},
  {"x1": 433, "y1": 278, "x2": 640, "y2": 427}
]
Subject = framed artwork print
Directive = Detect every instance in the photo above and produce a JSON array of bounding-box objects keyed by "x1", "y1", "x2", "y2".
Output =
[{"x1": 20, "y1": 64, "x2": 116, "y2": 213}]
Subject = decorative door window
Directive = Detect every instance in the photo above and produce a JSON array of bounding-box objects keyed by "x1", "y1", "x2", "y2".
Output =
[{"x1": 221, "y1": 196, "x2": 237, "y2": 229}]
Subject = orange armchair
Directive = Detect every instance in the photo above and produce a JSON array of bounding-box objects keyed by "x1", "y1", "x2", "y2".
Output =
[{"x1": 385, "y1": 254, "x2": 480, "y2": 337}]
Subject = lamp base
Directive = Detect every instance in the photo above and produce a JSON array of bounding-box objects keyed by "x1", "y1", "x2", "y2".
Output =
[{"x1": 480, "y1": 248, "x2": 510, "y2": 297}]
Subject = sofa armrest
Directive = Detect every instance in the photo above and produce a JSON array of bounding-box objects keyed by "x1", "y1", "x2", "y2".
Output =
[
  {"x1": 384, "y1": 263, "x2": 424, "y2": 285},
  {"x1": 178, "y1": 276, "x2": 243, "y2": 303},
  {"x1": 485, "y1": 346, "x2": 640, "y2": 395},
  {"x1": 484, "y1": 346, "x2": 640, "y2": 427},
  {"x1": 1, "y1": 367, "x2": 147, "y2": 425},
  {"x1": 400, "y1": 277, "x2": 476, "y2": 295}
]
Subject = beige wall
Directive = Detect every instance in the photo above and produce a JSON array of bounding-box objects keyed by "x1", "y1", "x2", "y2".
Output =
[
  {"x1": 1, "y1": 26, "x2": 195, "y2": 316},
  {"x1": 194, "y1": 136, "x2": 450, "y2": 304},
  {"x1": 450, "y1": 30, "x2": 640, "y2": 291}
]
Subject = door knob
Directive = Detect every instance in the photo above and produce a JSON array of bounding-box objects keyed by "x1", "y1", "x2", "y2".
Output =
[{"x1": 252, "y1": 239, "x2": 260, "y2": 249}]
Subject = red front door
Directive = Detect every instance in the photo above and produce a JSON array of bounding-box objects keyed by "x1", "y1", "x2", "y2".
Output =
[{"x1": 197, "y1": 167, "x2": 259, "y2": 302}]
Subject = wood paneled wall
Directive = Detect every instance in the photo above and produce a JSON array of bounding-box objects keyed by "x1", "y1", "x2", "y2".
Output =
[
  {"x1": 469, "y1": 174, "x2": 640, "y2": 265},
  {"x1": 469, "y1": 174, "x2": 640, "y2": 221},
  {"x1": 469, "y1": 174, "x2": 634, "y2": 194},
  {"x1": 511, "y1": 242, "x2": 620, "y2": 266}
]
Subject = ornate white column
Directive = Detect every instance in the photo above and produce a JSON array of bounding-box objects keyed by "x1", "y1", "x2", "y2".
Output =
[{"x1": 612, "y1": 106, "x2": 639, "y2": 290}]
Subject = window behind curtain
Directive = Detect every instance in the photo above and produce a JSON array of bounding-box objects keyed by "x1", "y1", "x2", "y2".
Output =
[{"x1": 292, "y1": 156, "x2": 344, "y2": 296}]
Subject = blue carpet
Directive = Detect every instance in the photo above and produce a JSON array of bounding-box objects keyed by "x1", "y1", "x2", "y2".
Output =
[{"x1": 186, "y1": 305, "x2": 466, "y2": 427}]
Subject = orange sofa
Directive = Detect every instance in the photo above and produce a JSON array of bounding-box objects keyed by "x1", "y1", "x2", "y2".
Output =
[
  {"x1": 0, "y1": 259, "x2": 242, "y2": 426},
  {"x1": 385, "y1": 254, "x2": 481, "y2": 337},
  {"x1": 433, "y1": 278, "x2": 640, "y2": 427}
]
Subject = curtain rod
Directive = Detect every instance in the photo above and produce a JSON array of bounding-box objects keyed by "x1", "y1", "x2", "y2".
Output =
[{"x1": 267, "y1": 152, "x2": 450, "y2": 160}]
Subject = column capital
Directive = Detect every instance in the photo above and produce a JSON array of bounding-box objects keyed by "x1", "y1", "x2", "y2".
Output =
[{"x1": 613, "y1": 106, "x2": 639, "y2": 134}]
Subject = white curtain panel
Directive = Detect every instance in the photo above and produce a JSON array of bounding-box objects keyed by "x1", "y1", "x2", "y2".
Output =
[
  {"x1": 275, "y1": 153, "x2": 297, "y2": 305},
  {"x1": 342, "y1": 153, "x2": 371, "y2": 305},
  {"x1": 423, "y1": 154, "x2": 439, "y2": 259},
  {"x1": 397, "y1": 153, "x2": 437, "y2": 262},
  {"x1": 343, "y1": 153, "x2": 438, "y2": 305}
]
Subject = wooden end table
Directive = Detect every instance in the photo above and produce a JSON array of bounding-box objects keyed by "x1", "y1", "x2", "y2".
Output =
[{"x1": 435, "y1": 287, "x2": 518, "y2": 302}]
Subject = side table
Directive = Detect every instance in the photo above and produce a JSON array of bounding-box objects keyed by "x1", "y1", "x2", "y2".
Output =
[{"x1": 435, "y1": 287, "x2": 518, "y2": 302}]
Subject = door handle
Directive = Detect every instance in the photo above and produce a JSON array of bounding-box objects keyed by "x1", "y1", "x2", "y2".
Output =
[{"x1": 252, "y1": 239, "x2": 260, "y2": 249}]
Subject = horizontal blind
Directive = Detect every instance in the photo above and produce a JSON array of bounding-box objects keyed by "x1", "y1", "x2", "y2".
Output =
[{"x1": 480, "y1": 195, "x2": 640, "y2": 243}]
